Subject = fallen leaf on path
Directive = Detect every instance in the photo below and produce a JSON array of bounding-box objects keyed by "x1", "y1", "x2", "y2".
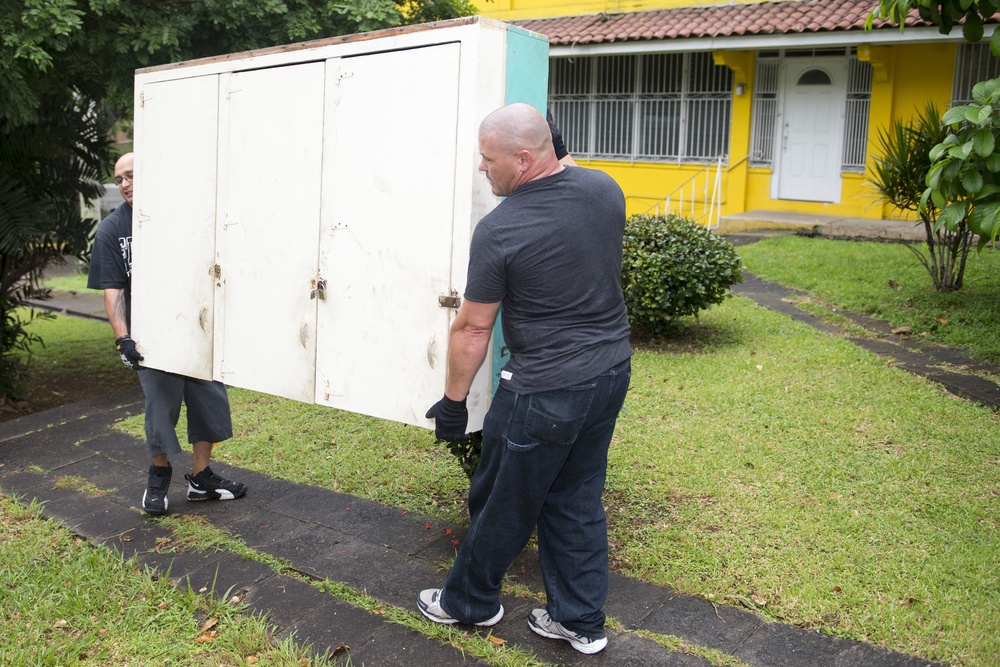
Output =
[
  {"x1": 199, "y1": 617, "x2": 218, "y2": 633},
  {"x1": 890, "y1": 326, "x2": 911, "y2": 335},
  {"x1": 194, "y1": 630, "x2": 218, "y2": 643},
  {"x1": 489, "y1": 636, "x2": 507, "y2": 646}
]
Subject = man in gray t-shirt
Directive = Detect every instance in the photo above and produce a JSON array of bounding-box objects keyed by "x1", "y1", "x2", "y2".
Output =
[{"x1": 419, "y1": 103, "x2": 632, "y2": 655}]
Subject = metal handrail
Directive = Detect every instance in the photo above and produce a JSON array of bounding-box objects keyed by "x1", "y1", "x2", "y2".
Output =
[{"x1": 641, "y1": 154, "x2": 750, "y2": 229}]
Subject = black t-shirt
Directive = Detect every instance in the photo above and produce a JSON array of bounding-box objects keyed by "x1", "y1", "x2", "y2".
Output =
[
  {"x1": 466, "y1": 166, "x2": 632, "y2": 393},
  {"x1": 87, "y1": 202, "x2": 133, "y2": 330}
]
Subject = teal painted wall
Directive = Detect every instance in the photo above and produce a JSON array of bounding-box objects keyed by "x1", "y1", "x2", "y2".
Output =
[{"x1": 489, "y1": 25, "x2": 549, "y2": 395}]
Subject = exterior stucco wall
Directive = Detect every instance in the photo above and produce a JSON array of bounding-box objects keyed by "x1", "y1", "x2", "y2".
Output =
[{"x1": 476, "y1": 0, "x2": 967, "y2": 221}]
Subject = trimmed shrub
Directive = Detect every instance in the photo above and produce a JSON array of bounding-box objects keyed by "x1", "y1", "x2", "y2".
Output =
[{"x1": 622, "y1": 214, "x2": 743, "y2": 337}]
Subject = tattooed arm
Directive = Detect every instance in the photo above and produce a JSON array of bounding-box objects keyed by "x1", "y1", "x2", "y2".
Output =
[{"x1": 103, "y1": 288, "x2": 129, "y2": 340}]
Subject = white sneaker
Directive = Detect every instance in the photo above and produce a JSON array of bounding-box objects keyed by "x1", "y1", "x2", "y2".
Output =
[
  {"x1": 416, "y1": 588, "x2": 503, "y2": 627},
  {"x1": 528, "y1": 608, "x2": 608, "y2": 654}
]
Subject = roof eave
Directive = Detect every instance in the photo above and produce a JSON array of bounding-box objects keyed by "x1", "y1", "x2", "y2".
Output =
[{"x1": 547, "y1": 25, "x2": 996, "y2": 56}]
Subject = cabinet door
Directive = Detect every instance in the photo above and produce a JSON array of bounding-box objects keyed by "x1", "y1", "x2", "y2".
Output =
[
  {"x1": 316, "y1": 44, "x2": 463, "y2": 426},
  {"x1": 132, "y1": 75, "x2": 220, "y2": 380},
  {"x1": 214, "y1": 63, "x2": 326, "y2": 402}
]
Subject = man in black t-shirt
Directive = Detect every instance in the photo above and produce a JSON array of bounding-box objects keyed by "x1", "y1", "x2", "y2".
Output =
[
  {"x1": 418, "y1": 104, "x2": 632, "y2": 655},
  {"x1": 88, "y1": 152, "x2": 247, "y2": 515}
]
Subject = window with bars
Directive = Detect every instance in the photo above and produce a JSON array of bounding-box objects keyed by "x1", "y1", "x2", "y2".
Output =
[
  {"x1": 749, "y1": 51, "x2": 871, "y2": 171},
  {"x1": 952, "y1": 42, "x2": 1000, "y2": 104},
  {"x1": 548, "y1": 52, "x2": 732, "y2": 163}
]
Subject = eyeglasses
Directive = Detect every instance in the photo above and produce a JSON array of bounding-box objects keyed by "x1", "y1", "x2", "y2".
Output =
[{"x1": 114, "y1": 172, "x2": 134, "y2": 186}]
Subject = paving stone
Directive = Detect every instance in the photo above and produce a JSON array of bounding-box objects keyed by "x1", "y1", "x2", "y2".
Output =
[
  {"x1": 604, "y1": 571, "x2": 676, "y2": 629},
  {"x1": 0, "y1": 386, "x2": 143, "y2": 445},
  {"x1": 732, "y1": 621, "x2": 874, "y2": 667},
  {"x1": 638, "y1": 590, "x2": 764, "y2": 654},
  {"x1": 269, "y1": 484, "x2": 452, "y2": 552},
  {"x1": 216, "y1": 508, "x2": 310, "y2": 550},
  {"x1": 0, "y1": 468, "x2": 51, "y2": 496},
  {"x1": 859, "y1": 644, "x2": 947, "y2": 666},
  {"x1": 0, "y1": 435, "x2": 96, "y2": 473},
  {"x1": 274, "y1": 596, "x2": 424, "y2": 664},
  {"x1": 243, "y1": 571, "x2": 330, "y2": 630},
  {"x1": 361, "y1": 550, "x2": 449, "y2": 610},
  {"x1": 341, "y1": 621, "x2": 494, "y2": 666},
  {"x1": 176, "y1": 552, "x2": 277, "y2": 601},
  {"x1": 138, "y1": 547, "x2": 228, "y2": 583}
]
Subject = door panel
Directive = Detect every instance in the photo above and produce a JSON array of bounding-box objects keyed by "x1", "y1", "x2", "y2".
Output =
[
  {"x1": 776, "y1": 58, "x2": 847, "y2": 203},
  {"x1": 132, "y1": 75, "x2": 220, "y2": 380},
  {"x1": 214, "y1": 63, "x2": 325, "y2": 402},
  {"x1": 316, "y1": 45, "x2": 462, "y2": 426}
]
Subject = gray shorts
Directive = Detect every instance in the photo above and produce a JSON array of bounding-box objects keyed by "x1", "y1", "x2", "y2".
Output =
[{"x1": 137, "y1": 368, "x2": 233, "y2": 458}]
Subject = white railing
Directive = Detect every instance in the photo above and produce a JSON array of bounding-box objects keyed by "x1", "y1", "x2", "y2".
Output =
[{"x1": 643, "y1": 155, "x2": 725, "y2": 229}]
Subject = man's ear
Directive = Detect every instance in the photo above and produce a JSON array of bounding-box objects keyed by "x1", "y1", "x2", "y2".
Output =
[{"x1": 518, "y1": 150, "x2": 531, "y2": 171}]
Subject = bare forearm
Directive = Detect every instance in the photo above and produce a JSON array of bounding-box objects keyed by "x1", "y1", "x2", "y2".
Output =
[
  {"x1": 103, "y1": 289, "x2": 129, "y2": 339},
  {"x1": 444, "y1": 299, "x2": 501, "y2": 401},
  {"x1": 445, "y1": 327, "x2": 491, "y2": 401}
]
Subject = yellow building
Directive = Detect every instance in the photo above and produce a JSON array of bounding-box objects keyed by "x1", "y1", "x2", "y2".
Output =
[{"x1": 474, "y1": 0, "x2": 999, "y2": 228}]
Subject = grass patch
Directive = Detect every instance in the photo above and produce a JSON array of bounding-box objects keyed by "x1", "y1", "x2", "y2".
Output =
[
  {"x1": 0, "y1": 492, "x2": 334, "y2": 666},
  {"x1": 737, "y1": 235, "x2": 1000, "y2": 363},
  {"x1": 42, "y1": 267, "x2": 89, "y2": 294},
  {"x1": 6, "y1": 236, "x2": 1000, "y2": 666},
  {"x1": 111, "y1": 296, "x2": 1000, "y2": 666},
  {"x1": 2, "y1": 310, "x2": 139, "y2": 421}
]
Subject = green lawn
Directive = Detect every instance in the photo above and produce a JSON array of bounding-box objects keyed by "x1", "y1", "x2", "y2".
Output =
[
  {"x1": 737, "y1": 235, "x2": 1000, "y2": 363},
  {"x1": 2, "y1": 236, "x2": 998, "y2": 666}
]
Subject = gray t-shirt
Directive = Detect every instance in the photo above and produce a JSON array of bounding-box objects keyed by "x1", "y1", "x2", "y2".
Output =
[
  {"x1": 87, "y1": 202, "x2": 133, "y2": 330},
  {"x1": 465, "y1": 166, "x2": 632, "y2": 394}
]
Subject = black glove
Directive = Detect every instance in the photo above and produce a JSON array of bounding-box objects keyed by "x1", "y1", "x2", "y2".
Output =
[
  {"x1": 115, "y1": 335, "x2": 144, "y2": 370},
  {"x1": 425, "y1": 395, "x2": 468, "y2": 443},
  {"x1": 547, "y1": 110, "x2": 569, "y2": 160}
]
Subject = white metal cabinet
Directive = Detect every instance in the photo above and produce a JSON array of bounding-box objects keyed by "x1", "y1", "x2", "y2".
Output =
[{"x1": 131, "y1": 17, "x2": 548, "y2": 430}]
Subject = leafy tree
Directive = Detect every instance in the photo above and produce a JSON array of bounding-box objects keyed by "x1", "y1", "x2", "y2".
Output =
[
  {"x1": 0, "y1": 0, "x2": 474, "y2": 405},
  {"x1": 867, "y1": 0, "x2": 1000, "y2": 259},
  {"x1": 869, "y1": 104, "x2": 976, "y2": 290},
  {"x1": 868, "y1": 0, "x2": 1000, "y2": 47}
]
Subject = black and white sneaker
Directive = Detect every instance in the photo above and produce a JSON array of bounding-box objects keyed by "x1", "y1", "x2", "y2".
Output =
[
  {"x1": 185, "y1": 466, "x2": 247, "y2": 502},
  {"x1": 528, "y1": 609, "x2": 608, "y2": 654},
  {"x1": 142, "y1": 464, "x2": 172, "y2": 515}
]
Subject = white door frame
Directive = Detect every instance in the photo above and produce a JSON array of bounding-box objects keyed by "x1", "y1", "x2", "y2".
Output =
[{"x1": 771, "y1": 56, "x2": 848, "y2": 203}]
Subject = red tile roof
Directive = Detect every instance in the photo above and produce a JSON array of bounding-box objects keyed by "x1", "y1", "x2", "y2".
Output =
[{"x1": 512, "y1": 0, "x2": 991, "y2": 46}]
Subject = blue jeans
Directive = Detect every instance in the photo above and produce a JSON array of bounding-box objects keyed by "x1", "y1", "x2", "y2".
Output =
[{"x1": 441, "y1": 358, "x2": 631, "y2": 637}]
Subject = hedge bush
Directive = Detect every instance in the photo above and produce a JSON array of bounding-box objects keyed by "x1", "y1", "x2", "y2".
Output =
[{"x1": 622, "y1": 214, "x2": 743, "y2": 337}]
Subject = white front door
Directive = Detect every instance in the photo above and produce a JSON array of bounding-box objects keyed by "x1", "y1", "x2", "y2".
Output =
[{"x1": 776, "y1": 57, "x2": 848, "y2": 202}]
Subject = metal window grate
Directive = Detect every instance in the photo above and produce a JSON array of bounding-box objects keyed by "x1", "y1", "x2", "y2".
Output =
[
  {"x1": 843, "y1": 57, "x2": 872, "y2": 171},
  {"x1": 952, "y1": 42, "x2": 1000, "y2": 104},
  {"x1": 750, "y1": 55, "x2": 779, "y2": 167},
  {"x1": 549, "y1": 52, "x2": 732, "y2": 163}
]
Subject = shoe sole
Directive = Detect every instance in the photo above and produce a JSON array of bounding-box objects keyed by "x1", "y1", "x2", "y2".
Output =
[
  {"x1": 187, "y1": 487, "x2": 246, "y2": 501},
  {"x1": 417, "y1": 601, "x2": 504, "y2": 627},
  {"x1": 529, "y1": 617, "x2": 608, "y2": 654}
]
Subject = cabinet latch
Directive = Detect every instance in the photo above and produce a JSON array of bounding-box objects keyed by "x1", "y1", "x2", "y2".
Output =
[
  {"x1": 311, "y1": 278, "x2": 327, "y2": 301},
  {"x1": 438, "y1": 291, "x2": 461, "y2": 309}
]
